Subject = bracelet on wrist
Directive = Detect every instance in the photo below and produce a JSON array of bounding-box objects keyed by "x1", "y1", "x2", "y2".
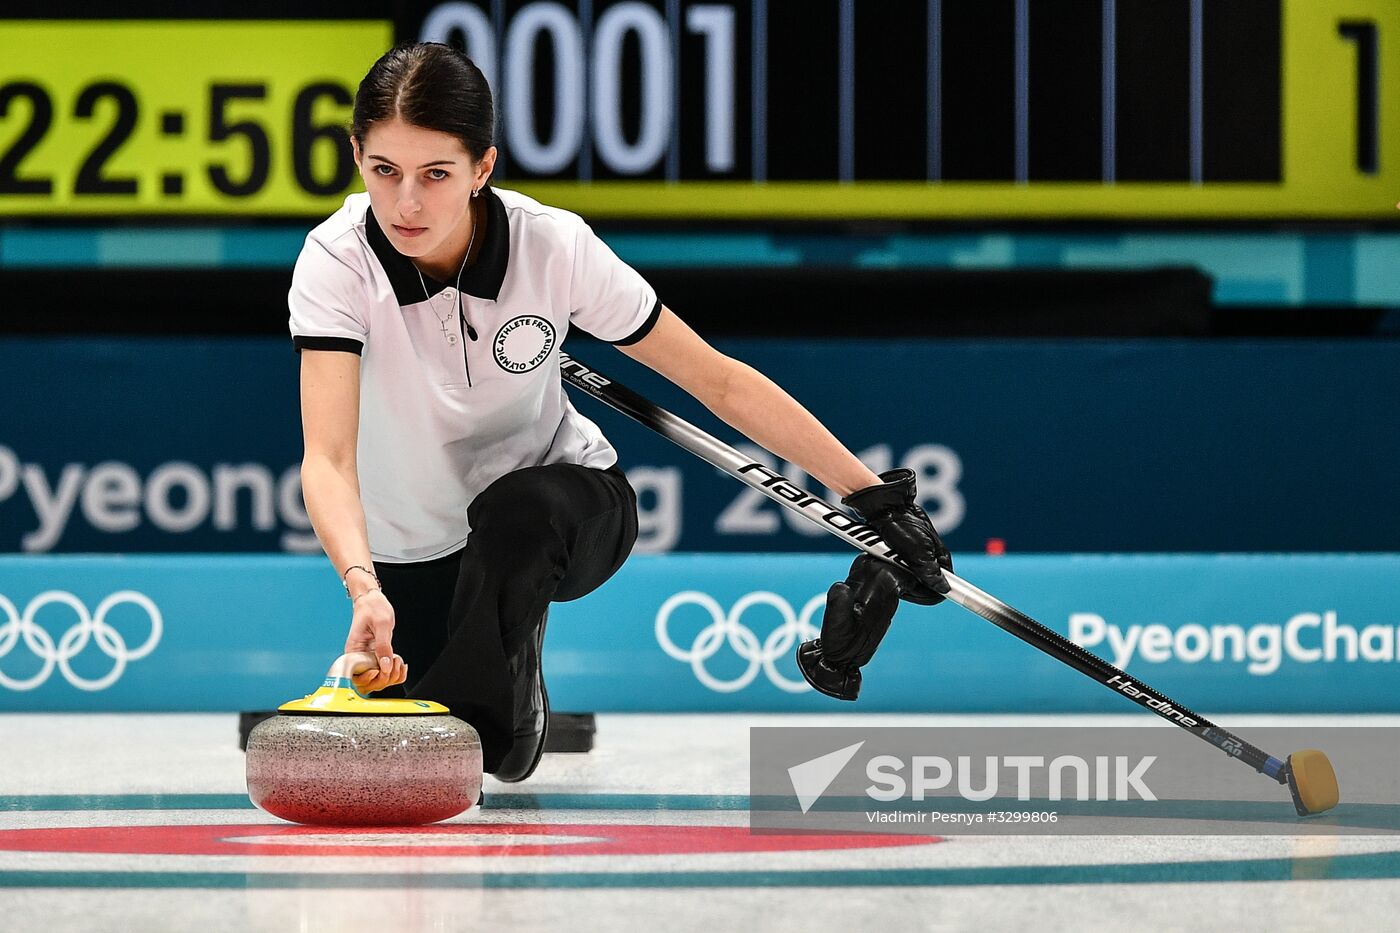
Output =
[{"x1": 342, "y1": 564, "x2": 381, "y2": 599}]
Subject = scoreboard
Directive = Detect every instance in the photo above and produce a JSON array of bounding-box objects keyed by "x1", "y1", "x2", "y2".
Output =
[{"x1": 1, "y1": 0, "x2": 1396, "y2": 220}]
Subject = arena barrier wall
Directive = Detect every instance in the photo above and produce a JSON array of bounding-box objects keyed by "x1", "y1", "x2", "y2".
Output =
[
  {"x1": 1, "y1": 554, "x2": 1397, "y2": 714},
  {"x1": 3, "y1": 337, "x2": 1400, "y2": 555}
]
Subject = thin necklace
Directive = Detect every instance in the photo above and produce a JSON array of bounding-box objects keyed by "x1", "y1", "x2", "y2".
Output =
[{"x1": 415, "y1": 207, "x2": 478, "y2": 346}]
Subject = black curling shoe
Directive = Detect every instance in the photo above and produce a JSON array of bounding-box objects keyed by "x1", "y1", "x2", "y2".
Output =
[{"x1": 492, "y1": 610, "x2": 550, "y2": 783}]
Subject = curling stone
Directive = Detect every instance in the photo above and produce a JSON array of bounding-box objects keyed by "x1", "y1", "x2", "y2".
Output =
[
  {"x1": 245, "y1": 652, "x2": 482, "y2": 826},
  {"x1": 1285, "y1": 748, "x2": 1340, "y2": 816}
]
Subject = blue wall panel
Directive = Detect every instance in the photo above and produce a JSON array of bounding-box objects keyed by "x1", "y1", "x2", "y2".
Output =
[
  {"x1": 2, "y1": 337, "x2": 1398, "y2": 554},
  {"x1": 1, "y1": 554, "x2": 1396, "y2": 714}
]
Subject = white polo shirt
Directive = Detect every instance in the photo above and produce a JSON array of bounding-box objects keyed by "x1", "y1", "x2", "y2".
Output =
[{"x1": 288, "y1": 187, "x2": 660, "y2": 563}]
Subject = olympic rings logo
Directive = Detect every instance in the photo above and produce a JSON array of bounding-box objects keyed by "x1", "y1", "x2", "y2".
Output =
[
  {"x1": 655, "y1": 591, "x2": 823, "y2": 693},
  {"x1": 0, "y1": 591, "x2": 163, "y2": 692}
]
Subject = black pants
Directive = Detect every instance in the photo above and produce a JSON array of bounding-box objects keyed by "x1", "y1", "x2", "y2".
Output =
[{"x1": 373, "y1": 463, "x2": 637, "y2": 773}]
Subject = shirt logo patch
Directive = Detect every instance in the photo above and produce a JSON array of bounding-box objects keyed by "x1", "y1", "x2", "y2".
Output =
[{"x1": 492, "y1": 315, "x2": 557, "y2": 374}]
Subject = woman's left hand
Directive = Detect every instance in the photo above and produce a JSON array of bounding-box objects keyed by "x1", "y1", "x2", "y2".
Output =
[{"x1": 842, "y1": 468, "x2": 953, "y2": 603}]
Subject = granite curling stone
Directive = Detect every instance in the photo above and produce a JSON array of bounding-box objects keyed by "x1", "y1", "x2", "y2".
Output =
[{"x1": 245, "y1": 653, "x2": 482, "y2": 826}]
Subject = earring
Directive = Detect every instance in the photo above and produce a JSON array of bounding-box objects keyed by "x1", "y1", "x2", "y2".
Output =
[{"x1": 471, "y1": 187, "x2": 479, "y2": 198}]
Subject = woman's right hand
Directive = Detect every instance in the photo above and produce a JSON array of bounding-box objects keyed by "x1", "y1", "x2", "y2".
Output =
[{"x1": 343, "y1": 590, "x2": 407, "y2": 693}]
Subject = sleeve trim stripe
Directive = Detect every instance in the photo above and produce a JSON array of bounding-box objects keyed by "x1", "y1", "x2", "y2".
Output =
[
  {"x1": 293, "y1": 335, "x2": 364, "y2": 355},
  {"x1": 612, "y1": 299, "x2": 663, "y2": 347}
]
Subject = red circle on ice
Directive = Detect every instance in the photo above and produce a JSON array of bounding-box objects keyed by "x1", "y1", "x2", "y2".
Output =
[{"x1": 0, "y1": 823, "x2": 942, "y2": 858}]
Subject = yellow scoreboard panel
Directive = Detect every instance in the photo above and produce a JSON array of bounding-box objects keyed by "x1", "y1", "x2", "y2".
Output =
[
  {"x1": 0, "y1": 21, "x2": 390, "y2": 216},
  {"x1": 0, "y1": 3, "x2": 1396, "y2": 220}
]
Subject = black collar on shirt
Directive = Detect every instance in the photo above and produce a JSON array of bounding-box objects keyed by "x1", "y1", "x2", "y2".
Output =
[{"x1": 365, "y1": 185, "x2": 510, "y2": 305}]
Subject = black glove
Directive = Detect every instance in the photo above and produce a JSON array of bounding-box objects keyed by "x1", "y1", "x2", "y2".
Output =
[
  {"x1": 797, "y1": 555, "x2": 916, "y2": 701},
  {"x1": 842, "y1": 468, "x2": 952, "y2": 606}
]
